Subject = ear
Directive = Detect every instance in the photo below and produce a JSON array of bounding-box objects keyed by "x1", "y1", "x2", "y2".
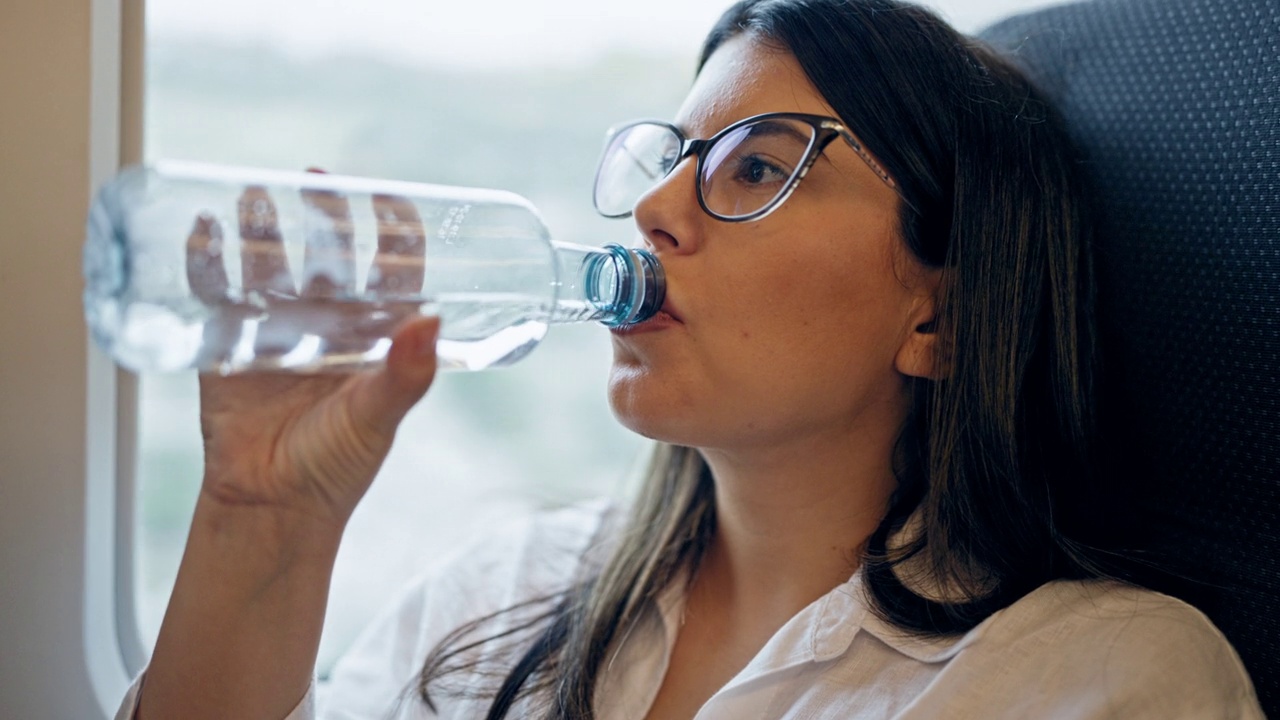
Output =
[{"x1": 895, "y1": 293, "x2": 947, "y2": 381}]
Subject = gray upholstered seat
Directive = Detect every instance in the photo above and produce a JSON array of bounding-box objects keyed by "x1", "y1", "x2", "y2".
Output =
[{"x1": 980, "y1": 0, "x2": 1279, "y2": 714}]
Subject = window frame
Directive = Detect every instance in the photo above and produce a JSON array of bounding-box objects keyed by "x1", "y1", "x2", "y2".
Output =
[{"x1": 86, "y1": 0, "x2": 149, "y2": 712}]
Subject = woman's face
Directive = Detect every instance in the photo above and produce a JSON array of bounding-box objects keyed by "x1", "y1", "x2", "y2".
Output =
[{"x1": 608, "y1": 33, "x2": 938, "y2": 454}]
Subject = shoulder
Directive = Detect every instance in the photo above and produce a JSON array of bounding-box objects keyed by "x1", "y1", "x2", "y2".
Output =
[
  {"x1": 988, "y1": 580, "x2": 1236, "y2": 663},
  {"x1": 957, "y1": 579, "x2": 1263, "y2": 718},
  {"x1": 320, "y1": 500, "x2": 615, "y2": 716},
  {"x1": 346, "y1": 497, "x2": 615, "y2": 653},
  {"x1": 419, "y1": 498, "x2": 615, "y2": 607}
]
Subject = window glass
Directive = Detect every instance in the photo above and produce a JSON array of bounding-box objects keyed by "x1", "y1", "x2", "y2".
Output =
[
  {"x1": 135, "y1": 0, "x2": 723, "y2": 676},
  {"x1": 135, "y1": 0, "x2": 1072, "y2": 676}
]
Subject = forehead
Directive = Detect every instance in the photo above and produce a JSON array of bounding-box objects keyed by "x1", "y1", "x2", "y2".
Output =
[{"x1": 677, "y1": 33, "x2": 839, "y2": 135}]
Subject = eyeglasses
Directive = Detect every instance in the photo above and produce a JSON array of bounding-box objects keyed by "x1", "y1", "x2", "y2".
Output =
[{"x1": 592, "y1": 112, "x2": 897, "y2": 223}]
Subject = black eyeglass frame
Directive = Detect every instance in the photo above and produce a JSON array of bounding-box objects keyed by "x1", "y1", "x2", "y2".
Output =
[{"x1": 593, "y1": 111, "x2": 899, "y2": 223}]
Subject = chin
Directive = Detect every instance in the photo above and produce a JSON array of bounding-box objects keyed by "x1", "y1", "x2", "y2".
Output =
[
  {"x1": 607, "y1": 363, "x2": 695, "y2": 444},
  {"x1": 609, "y1": 363, "x2": 721, "y2": 448},
  {"x1": 607, "y1": 365, "x2": 657, "y2": 437}
]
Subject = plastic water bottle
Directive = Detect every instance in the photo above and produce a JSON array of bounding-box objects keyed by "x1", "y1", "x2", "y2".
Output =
[{"x1": 83, "y1": 161, "x2": 664, "y2": 373}]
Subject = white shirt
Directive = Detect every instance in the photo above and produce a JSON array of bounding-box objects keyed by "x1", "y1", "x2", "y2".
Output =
[{"x1": 117, "y1": 501, "x2": 1265, "y2": 719}]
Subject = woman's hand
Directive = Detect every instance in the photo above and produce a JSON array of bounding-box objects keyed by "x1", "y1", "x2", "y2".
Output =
[
  {"x1": 196, "y1": 317, "x2": 438, "y2": 528},
  {"x1": 186, "y1": 179, "x2": 437, "y2": 529},
  {"x1": 135, "y1": 178, "x2": 437, "y2": 720}
]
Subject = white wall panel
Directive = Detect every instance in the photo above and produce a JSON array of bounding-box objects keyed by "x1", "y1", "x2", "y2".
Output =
[{"x1": 0, "y1": 1, "x2": 142, "y2": 716}]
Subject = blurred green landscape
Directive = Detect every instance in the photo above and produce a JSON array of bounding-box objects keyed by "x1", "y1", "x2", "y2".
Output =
[
  {"x1": 147, "y1": 39, "x2": 696, "y2": 245},
  {"x1": 136, "y1": 39, "x2": 696, "y2": 673}
]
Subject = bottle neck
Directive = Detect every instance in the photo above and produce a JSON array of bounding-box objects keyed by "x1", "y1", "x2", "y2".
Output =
[{"x1": 549, "y1": 242, "x2": 665, "y2": 327}]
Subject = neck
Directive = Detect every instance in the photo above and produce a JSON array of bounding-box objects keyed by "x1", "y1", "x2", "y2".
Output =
[{"x1": 692, "y1": 419, "x2": 900, "y2": 623}]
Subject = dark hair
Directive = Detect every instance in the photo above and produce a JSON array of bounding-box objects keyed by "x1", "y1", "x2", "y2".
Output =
[
  {"x1": 419, "y1": 0, "x2": 1115, "y2": 716},
  {"x1": 700, "y1": 0, "x2": 1110, "y2": 628}
]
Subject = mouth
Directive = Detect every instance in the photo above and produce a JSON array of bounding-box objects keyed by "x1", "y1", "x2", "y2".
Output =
[{"x1": 611, "y1": 308, "x2": 680, "y2": 336}]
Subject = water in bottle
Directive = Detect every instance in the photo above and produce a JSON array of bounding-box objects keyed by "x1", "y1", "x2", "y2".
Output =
[{"x1": 83, "y1": 161, "x2": 664, "y2": 373}]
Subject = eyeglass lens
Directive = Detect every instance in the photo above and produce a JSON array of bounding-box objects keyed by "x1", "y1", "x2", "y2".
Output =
[{"x1": 594, "y1": 117, "x2": 819, "y2": 220}]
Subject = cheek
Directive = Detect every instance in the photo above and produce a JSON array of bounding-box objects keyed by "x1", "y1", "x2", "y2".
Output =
[
  {"x1": 604, "y1": 220, "x2": 914, "y2": 443},
  {"x1": 699, "y1": 250, "x2": 911, "y2": 401},
  {"x1": 711, "y1": 250, "x2": 893, "y2": 354}
]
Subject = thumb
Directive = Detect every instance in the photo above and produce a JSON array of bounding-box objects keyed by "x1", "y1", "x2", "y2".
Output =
[{"x1": 349, "y1": 315, "x2": 441, "y2": 437}]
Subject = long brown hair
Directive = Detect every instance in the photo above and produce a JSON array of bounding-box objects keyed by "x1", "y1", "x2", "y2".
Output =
[{"x1": 419, "y1": 0, "x2": 1114, "y2": 716}]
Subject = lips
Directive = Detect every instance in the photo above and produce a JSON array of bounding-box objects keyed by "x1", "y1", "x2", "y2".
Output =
[
  {"x1": 611, "y1": 306, "x2": 681, "y2": 336},
  {"x1": 610, "y1": 291, "x2": 680, "y2": 336},
  {"x1": 658, "y1": 297, "x2": 681, "y2": 323}
]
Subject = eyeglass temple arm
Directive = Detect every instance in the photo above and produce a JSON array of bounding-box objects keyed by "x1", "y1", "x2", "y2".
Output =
[{"x1": 834, "y1": 127, "x2": 897, "y2": 189}]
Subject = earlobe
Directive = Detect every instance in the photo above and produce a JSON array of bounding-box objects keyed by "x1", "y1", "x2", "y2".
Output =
[
  {"x1": 896, "y1": 298, "x2": 948, "y2": 380},
  {"x1": 896, "y1": 325, "x2": 945, "y2": 380}
]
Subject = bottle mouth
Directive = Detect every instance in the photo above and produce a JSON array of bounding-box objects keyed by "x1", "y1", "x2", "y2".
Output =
[{"x1": 585, "y1": 243, "x2": 666, "y2": 328}]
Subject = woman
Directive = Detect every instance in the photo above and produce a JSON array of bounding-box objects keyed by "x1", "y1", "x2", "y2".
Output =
[{"x1": 121, "y1": 0, "x2": 1263, "y2": 718}]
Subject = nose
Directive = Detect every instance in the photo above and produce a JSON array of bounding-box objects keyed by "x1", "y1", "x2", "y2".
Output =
[{"x1": 632, "y1": 157, "x2": 702, "y2": 256}]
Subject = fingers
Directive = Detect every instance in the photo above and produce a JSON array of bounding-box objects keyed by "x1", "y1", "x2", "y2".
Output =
[
  {"x1": 192, "y1": 174, "x2": 430, "y2": 373},
  {"x1": 187, "y1": 214, "x2": 231, "y2": 304},
  {"x1": 367, "y1": 194, "x2": 426, "y2": 298},
  {"x1": 239, "y1": 187, "x2": 296, "y2": 297},
  {"x1": 300, "y1": 186, "x2": 357, "y2": 299},
  {"x1": 188, "y1": 214, "x2": 247, "y2": 369},
  {"x1": 236, "y1": 174, "x2": 422, "y2": 302},
  {"x1": 348, "y1": 315, "x2": 441, "y2": 437}
]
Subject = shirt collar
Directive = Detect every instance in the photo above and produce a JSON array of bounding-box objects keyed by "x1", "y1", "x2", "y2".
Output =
[
  {"x1": 839, "y1": 569, "x2": 988, "y2": 663},
  {"x1": 652, "y1": 564, "x2": 985, "y2": 669},
  {"x1": 644, "y1": 508, "x2": 990, "y2": 670}
]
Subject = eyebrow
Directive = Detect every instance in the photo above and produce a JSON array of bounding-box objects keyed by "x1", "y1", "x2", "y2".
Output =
[
  {"x1": 739, "y1": 120, "x2": 813, "y2": 146},
  {"x1": 674, "y1": 118, "x2": 813, "y2": 146},
  {"x1": 741, "y1": 120, "x2": 835, "y2": 169}
]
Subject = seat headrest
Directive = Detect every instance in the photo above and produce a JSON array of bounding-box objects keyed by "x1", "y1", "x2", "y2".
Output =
[{"x1": 980, "y1": 0, "x2": 1279, "y2": 714}]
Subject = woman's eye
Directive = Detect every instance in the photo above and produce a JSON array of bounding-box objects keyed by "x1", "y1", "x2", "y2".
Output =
[{"x1": 732, "y1": 155, "x2": 790, "y2": 186}]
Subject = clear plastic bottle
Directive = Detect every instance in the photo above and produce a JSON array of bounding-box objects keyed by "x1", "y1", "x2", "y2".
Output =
[{"x1": 83, "y1": 161, "x2": 664, "y2": 373}]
